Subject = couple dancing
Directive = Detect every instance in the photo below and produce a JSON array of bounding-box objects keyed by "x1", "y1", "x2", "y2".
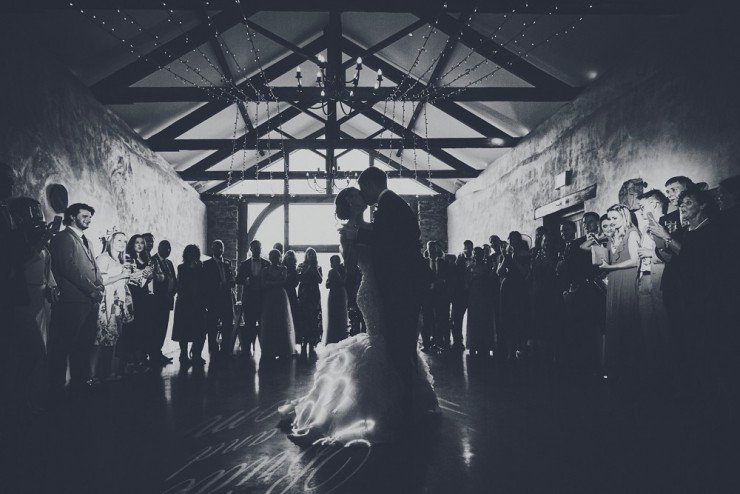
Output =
[{"x1": 279, "y1": 167, "x2": 439, "y2": 445}]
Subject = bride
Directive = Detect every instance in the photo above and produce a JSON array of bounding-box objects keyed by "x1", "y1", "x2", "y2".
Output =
[{"x1": 278, "y1": 187, "x2": 439, "y2": 445}]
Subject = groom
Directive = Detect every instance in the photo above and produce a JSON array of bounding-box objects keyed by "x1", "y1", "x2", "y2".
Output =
[{"x1": 348, "y1": 167, "x2": 426, "y2": 392}]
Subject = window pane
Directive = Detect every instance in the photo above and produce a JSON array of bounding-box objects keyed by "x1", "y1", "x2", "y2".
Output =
[
  {"x1": 250, "y1": 205, "x2": 284, "y2": 251},
  {"x1": 289, "y1": 204, "x2": 343, "y2": 246}
]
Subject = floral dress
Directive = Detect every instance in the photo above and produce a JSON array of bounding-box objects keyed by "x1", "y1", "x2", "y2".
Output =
[{"x1": 95, "y1": 253, "x2": 134, "y2": 347}]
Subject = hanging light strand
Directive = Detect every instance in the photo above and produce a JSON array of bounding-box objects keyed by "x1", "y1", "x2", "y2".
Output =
[
  {"x1": 234, "y1": 0, "x2": 288, "y2": 188},
  {"x1": 419, "y1": 7, "x2": 556, "y2": 101},
  {"x1": 430, "y1": 13, "x2": 584, "y2": 105},
  {"x1": 395, "y1": 8, "x2": 477, "y2": 102},
  {"x1": 74, "y1": 6, "x2": 244, "y2": 107},
  {"x1": 226, "y1": 104, "x2": 241, "y2": 188}
]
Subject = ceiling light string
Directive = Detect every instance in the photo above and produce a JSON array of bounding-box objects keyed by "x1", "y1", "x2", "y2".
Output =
[
  {"x1": 395, "y1": 8, "x2": 477, "y2": 102},
  {"x1": 116, "y1": 6, "x2": 246, "y2": 105},
  {"x1": 252, "y1": 101, "x2": 261, "y2": 196},
  {"x1": 419, "y1": 6, "x2": 553, "y2": 101},
  {"x1": 194, "y1": 5, "x2": 266, "y2": 105},
  {"x1": 74, "y1": 5, "x2": 240, "y2": 107},
  {"x1": 386, "y1": 1, "x2": 446, "y2": 103},
  {"x1": 422, "y1": 100, "x2": 433, "y2": 189},
  {"x1": 421, "y1": 6, "x2": 529, "y2": 98},
  {"x1": 155, "y1": 3, "x2": 249, "y2": 103},
  {"x1": 430, "y1": 12, "x2": 584, "y2": 105},
  {"x1": 226, "y1": 103, "x2": 241, "y2": 189},
  {"x1": 234, "y1": 0, "x2": 288, "y2": 188}
]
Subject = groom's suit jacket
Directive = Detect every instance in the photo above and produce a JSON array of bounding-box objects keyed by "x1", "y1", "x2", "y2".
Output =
[{"x1": 359, "y1": 189, "x2": 426, "y2": 300}]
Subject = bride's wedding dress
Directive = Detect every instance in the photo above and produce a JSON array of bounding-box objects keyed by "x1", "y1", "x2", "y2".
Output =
[{"x1": 278, "y1": 243, "x2": 439, "y2": 445}]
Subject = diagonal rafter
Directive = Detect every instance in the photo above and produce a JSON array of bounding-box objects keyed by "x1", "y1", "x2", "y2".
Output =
[
  {"x1": 396, "y1": 10, "x2": 472, "y2": 157},
  {"x1": 91, "y1": 6, "x2": 248, "y2": 96},
  {"x1": 146, "y1": 35, "x2": 326, "y2": 144},
  {"x1": 342, "y1": 38, "x2": 515, "y2": 143},
  {"x1": 241, "y1": 18, "x2": 324, "y2": 65},
  {"x1": 197, "y1": 9, "x2": 255, "y2": 134},
  {"x1": 341, "y1": 18, "x2": 426, "y2": 70},
  {"x1": 344, "y1": 101, "x2": 479, "y2": 176},
  {"x1": 415, "y1": 11, "x2": 573, "y2": 91},
  {"x1": 179, "y1": 105, "x2": 302, "y2": 174}
]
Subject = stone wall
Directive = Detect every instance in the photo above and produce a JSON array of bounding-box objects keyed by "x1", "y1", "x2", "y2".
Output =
[
  {"x1": 411, "y1": 195, "x2": 451, "y2": 253},
  {"x1": 202, "y1": 196, "x2": 239, "y2": 261},
  {"x1": 448, "y1": 16, "x2": 740, "y2": 248},
  {"x1": 0, "y1": 37, "x2": 206, "y2": 265}
]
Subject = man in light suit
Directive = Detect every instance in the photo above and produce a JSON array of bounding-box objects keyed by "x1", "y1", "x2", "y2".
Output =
[
  {"x1": 235, "y1": 240, "x2": 270, "y2": 355},
  {"x1": 203, "y1": 240, "x2": 236, "y2": 358},
  {"x1": 48, "y1": 203, "x2": 104, "y2": 396}
]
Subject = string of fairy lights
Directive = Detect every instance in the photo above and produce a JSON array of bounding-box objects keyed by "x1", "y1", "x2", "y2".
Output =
[{"x1": 74, "y1": 0, "x2": 591, "y2": 197}]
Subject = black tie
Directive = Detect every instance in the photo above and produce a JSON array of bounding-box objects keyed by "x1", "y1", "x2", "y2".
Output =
[{"x1": 82, "y1": 235, "x2": 89, "y2": 250}]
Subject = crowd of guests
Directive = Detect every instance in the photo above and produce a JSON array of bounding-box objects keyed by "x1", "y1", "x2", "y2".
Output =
[
  {"x1": 422, "y1": 174, "x2": 740, "y2": 407},
  {"x1": 1, "y1": 162, "x2": 360, "y2": 416},
  {"x1": 3, "y1": 161, "x2": 739, "y2": 417}
]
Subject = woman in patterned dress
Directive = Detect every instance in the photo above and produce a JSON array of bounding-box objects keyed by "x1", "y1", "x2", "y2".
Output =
[{"x1": 91, "y1": 231, "x2": 133, "y2": 381}]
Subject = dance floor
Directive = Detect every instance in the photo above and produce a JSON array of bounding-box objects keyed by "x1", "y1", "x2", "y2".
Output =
[{"x1": 1, "y1": 346, "x2": 737, "y2": 493}]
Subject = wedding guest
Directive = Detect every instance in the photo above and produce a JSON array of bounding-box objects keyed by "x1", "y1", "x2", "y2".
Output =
[
  {"x1": 8, "y1": 197, "x2": 57, "y2": 409},
  {"x1": 172, "y1": 245, "x2": 206, "y2": 366},
  {"x1": 529, "y1": 230, "x2": 563, "y2": 362},
  {"x1": 497, "y1": 232, "x2": 531, "y2": 362},
  {"x1": 663, "y1": 176, "x2": 696, "y2": 231},
  {"x1": 260, "y1": 249, "x2": 296, "y2": 359},
  {"x1": 119, "y1": 234, "x2": 154, "y2": 373},
  {"x1": 717, "y1": 176, "x2": 740, "y2": 395},
  {"x1": 326, "y1": 255, "x2": 348, "y2": 344},
  {"x1": 719, "y1": 173, "x2": 739, "y2": 214},
  {"x1": 560, "y1": 217, "x2": 604, "y2": 373},
  {"x1": 489, "y1": 235, "x2": 503, "y2": 263},
  {"x1": 466, "y1": 247, "x2": 496, "y2": 356},
  {"x1": 91, "y1": 230, "x2": 132, "y2": 382},
  {"x1": 283, "y1": 250, "x2": 301, "y2": 334},
  {"x1": 646, "y1": 177, "x2": 696, "y2": 383},
  {"x1": 422, "y1": 241, "x2": 452, "y2": 352},
  {"x1": 150, "y1": 240, "x2": 176, "y2": 365},
  {"x1": 670, "y1": 189, "x2": 724, "y2": 392},
  {"x1": 451, "y1": 240, "x2": 474, "y2": 351},
  {"x1": 488, "y1": 235, "x2": 504, "y2": 326},
  {"x1": 636, "y1": 190, "x2": 676, "y2": 389},
  {"x1": 297, "y1": 248, "x2": 323, "y2": 357},
  {"x1": 599, "y1": 204, "x2": 641, "y2": 383},
  {"x1": 48, "y1": 203, "x2": 104, "y2": 396},
  {"x1": 236, "y1": 240, "x2": 270, "y2": 355},
  {"x1": 203, "y1": 240, "x2": 235, "y2": 359},
  {"x1": 482, "y1": 244, "x2": 493, "y2": 269},
  {"x1": 530, "y1": 226, "x2": 546, "y2": 260},
  {"x1": 0, "y1": 164, "x2": 15, "y2": 400}
]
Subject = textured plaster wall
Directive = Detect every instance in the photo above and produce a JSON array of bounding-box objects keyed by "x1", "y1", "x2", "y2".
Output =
[
  {"x1": 0, "y1": 39, "x2": 206, "y2": 265},
  {"x1": 448, "y1": 17, "x2": 740, "y2": 248}
]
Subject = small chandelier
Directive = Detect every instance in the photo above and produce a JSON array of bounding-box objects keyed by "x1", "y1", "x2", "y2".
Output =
[{"x1": 296, "y1": 56, "x2": 383, "y2": 116}]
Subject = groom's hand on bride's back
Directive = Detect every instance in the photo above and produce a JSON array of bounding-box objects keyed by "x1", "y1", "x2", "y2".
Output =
[{"x1": 339, "y1": 224, "x2": 358, "y2": 242}]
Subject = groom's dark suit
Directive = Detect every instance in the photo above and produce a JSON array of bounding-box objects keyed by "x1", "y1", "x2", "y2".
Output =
[{"x1": 359, "y1": 189, "x2": 425, "y2": 384}]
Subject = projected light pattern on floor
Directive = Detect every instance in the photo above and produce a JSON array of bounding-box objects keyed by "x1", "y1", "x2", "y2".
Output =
[{"x1": 282, "y1": 346, "x2": 375, "y2": 445}]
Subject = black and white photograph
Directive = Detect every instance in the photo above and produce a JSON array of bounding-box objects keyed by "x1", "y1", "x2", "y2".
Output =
[{"x1": 1, "y1": 0, "x2": 739, "y2": 492}]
